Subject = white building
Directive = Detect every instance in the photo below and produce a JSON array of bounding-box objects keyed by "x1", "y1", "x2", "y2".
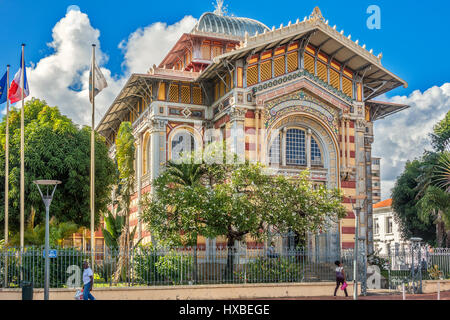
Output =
[{"x1": 373, "y1": 199, "x2": 409, "y2": 255}]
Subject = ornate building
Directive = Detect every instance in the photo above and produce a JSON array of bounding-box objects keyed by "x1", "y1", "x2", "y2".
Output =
[{"x1": 97, "y1": 7, "x2": 410, "y2": 254}]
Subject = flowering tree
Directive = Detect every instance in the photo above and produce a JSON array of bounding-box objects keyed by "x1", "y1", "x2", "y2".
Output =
[{"x1": 143, "y1": 158, "x2": 346, "y2": 280}]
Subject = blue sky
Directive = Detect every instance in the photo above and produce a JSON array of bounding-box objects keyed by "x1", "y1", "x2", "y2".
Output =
[{"x1": 0, "y1": 0, "x2": 449, "y2": 200}]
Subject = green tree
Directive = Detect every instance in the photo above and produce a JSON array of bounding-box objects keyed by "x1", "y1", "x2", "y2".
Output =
[
  {"x1": 392, "y1": 159, "x2": 436, "y2": 244},
  {"x1": 9, "y1": 209, "x2": 79, "y2": 246},
  {"x1": 431, "y1": 111, "x2": 450, "y2": 152},
  {"x1": 143, "y1": 156, "x2": 347, "y2": 280},
  {"x1": 102, "y1": 211, "x2": 139, "y2": 249},
  {"x1": 113, "y1": 121, "x2": 136, "y2": 281},
  {"x1": 416, "y1": 185, "x2": 450, "y2": 247},
  {"x1": 260, "y1": 171, "x2": 347, "y2": 237},
  {"x1": 143, "y1": 158, "x2": 208, "y2": 283},
  {"x1": 0, "y1": 98, "x2": 116, "y2": 242}
]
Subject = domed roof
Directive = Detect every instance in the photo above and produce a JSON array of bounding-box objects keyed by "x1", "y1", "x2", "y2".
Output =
[{"x1": 195, "y1": 12, "x2": 269, "y2": 38}]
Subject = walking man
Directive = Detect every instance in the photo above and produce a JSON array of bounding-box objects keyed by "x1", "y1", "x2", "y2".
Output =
[{"x1": 82, "y1": 261, "x2": 95, "y2": 300}]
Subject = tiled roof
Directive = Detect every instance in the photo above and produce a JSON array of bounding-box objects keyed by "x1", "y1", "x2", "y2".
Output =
[{"x1": 373, "y1": 198, "x2": 392, "y2": 208}]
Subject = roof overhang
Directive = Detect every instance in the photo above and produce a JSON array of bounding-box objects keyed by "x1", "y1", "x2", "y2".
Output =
[
  {"x1": 366, "y1": 100, "x2": 410, "y2": 121},
  {"x1": 96, "y1": 71, "x2": 200, "y2": 138},
  {"x1": 158, "y1": 32, "x2": 241, "y2": 69},
  {"x1": 198, "y1": 17, "x2": 407, "y2": 101}
]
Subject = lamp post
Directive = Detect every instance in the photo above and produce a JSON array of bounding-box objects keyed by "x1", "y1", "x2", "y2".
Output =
[
  {"x1": 349, "y1": 195, "x2": 366, "y2": 300},
  {"x1": 33, "y1": 180, "x2": 61, "y2": 301}
]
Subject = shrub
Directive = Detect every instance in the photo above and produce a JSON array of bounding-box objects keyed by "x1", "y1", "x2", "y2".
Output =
[
  {"x1": 133, "y1": 245, "x2": 162, "y2": 285},
  {"x1": 14, "y1": 247, "x2": 87, "y2": 288},
  {"x1": 235, "y1": 256, "x2": 304, "y2": 283},
  {"x1": 155, "y1": 251, "x2": 193, "y2": 285}
]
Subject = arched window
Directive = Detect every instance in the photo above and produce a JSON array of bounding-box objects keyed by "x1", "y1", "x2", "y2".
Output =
[
  {"x1": 268, "y1": 127, "x2": 324, "y2": 168},
  {"x1": 286, "y1": 129, "x2": 306, "y2": 165},
  {"x1": 311, "y1": 137, "x2": 322, "y2": 166},
  {"x1": 170, "y1": 131, "x2": 196, "y2": 161}
]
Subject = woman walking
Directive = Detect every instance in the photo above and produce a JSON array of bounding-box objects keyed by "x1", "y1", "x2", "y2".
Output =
[{"x1": 334, "y1": 260, "x2": 349, "y2": 297}]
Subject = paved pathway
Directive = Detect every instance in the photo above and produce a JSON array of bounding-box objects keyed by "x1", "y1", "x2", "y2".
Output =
[{"x1": 260, "y1": 290, "x2": 450, "y2": 300}]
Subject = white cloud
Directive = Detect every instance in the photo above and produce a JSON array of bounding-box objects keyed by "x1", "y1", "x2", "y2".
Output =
[
  {"x1": 24, "y1": 9, "x2": 196, "y2": 127},
  {"x1": 119, "y1": 16, "x2": 197, "y2": 74},
  {"x1": 373, "y1": 83, "x2": 450, "y2": 200}
]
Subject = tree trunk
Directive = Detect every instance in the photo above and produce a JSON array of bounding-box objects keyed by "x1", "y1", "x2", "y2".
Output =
[
  {"x1": 446, "y1": 230, "x2": 450, "y2": 248},
  {"x1": 193, "y1": 246, "x2": 198, "y2": 284},
  {"x1": 224, "y1": 237, "x2": 235, "y2": 282}
]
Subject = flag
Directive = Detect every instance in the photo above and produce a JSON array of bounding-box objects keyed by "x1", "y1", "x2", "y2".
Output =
[
  {"x1": 89, "y1": 59, "x2": 107, "y2": 103},
  {"x1": 0, "y1": 71, "x2": 7, "y2": 104},
  {"x1": 8, "y1": 54, "x2": 29, "y2": 104}
]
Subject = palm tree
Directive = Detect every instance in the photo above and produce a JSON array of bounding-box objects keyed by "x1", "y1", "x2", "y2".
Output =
[
  {"x1": 113, "y1": 122, "x2": 136, "y2": 282},
  {"x1": 164, "y1": 160, "x2": 205, "y2": 187},
  {"x1": 416, "y1": 186, "x2": 450, "y2": 247},
  {"x1": 415, "y1": 151, "x2": 450, "y2": 247},
  {"x1": 160, "y1": 158, "x2": 206, "y2": 283},
  {"x1": 435, "y1": 145, "x2": 450, "y2": 192}
]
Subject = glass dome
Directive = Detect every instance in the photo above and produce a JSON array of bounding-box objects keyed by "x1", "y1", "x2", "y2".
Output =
[{"x1": 195, "y1": 12, "x2": 269, "y2": 38}]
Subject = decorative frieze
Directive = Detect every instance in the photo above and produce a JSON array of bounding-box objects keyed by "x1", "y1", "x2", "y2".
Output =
[
  {"x1": 263, "y1": 89, "x2": 340, "y2": 137},
  {"x1": 251, "y1": 69, "x2": 353, "y2": 103},
  {"x1": 228, "y1": 106, "x2": 247, "y2": 122}
]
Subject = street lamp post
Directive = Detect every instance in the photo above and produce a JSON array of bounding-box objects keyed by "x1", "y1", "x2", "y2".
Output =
[
  {"x1": 350, "y1": 195, "x2": 366, "y2": 300},
  {"x1": 33, "y1": 180, "x2": 61, "y2": 301}
]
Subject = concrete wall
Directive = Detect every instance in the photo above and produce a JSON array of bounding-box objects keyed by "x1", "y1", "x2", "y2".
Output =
[
  {"x1": 2, "y1": 280, "x2": 447, "y2": 300},
  {"x1": 0, "y1": 282, "x2": 358, "y2": 300},
  {"x1": 422, "y1": 280, "x2": 450, "y2": 294}
]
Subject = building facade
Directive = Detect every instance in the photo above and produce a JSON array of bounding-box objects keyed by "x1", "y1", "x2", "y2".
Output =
[
  {"x1": 373, "y1": 199, "x2": 409, "y2": 255},
  {"x1": 97, "y1": 7, "x2": 410, "y2": 253},
  {"x1": 371, "y1": 157, "x2": 381, "y2": 203}
]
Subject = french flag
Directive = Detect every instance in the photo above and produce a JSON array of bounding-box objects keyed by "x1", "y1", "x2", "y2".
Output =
[{"x1": 8, "y1": 54, "x2": 29, "y2": 104}]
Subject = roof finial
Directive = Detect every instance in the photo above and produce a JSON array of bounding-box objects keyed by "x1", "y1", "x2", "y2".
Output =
[
  {"x1": 309, "y1": 6, "x2": 325, "y2": 22},
  {"x1": 213, "y1": 0, "x2": 227, "y2": 16}
]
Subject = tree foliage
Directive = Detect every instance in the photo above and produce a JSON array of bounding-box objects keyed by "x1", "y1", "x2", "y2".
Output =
[
  {"x1": 113, "y1": 121, "x2": 137, "y2": 281},
  {"x1": 143, "y1": 159, "x2": 347, "y2": 247},
  {"x1": 392, "y1": 159, "x2": 436, "y2": 244},
  {"x1": 0, "y1": 98, "x2": 116, "y2": 238},
  {"x1": 431, "y1": 110, "x2": 450, "y2": 152}
]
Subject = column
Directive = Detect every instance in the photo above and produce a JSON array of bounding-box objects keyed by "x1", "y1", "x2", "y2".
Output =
[
  {"x1": 306, "y1": 128, "x2": 312, "y2": 168},
  {"x1": 260, "y1": 110, "x2": 266, "y2": 164},
  {"x1": 346, "y1": 118, "x2": 350, "y2": 164},
  {"x1": 136, "y1": 136, "x2": 142, "y2": 240},
  {"x1": 341, "y1": 117, "x2": 346, "y2": 168},
  {"x1": 228, "y1": 107, "x2": 246, "y2": 164},
  {"x1": 281, "y1": 127, "x2": 287, "y2": 166},
  {"x1": 150, "y1": 123, "x2": 161, "y2": 186},
  {"x1": 255, "y1": 110, "x2": 260, "y2": 162}
]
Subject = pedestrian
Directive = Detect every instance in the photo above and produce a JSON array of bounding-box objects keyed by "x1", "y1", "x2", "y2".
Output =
[
  {"x1": 334, "y1": 260, "x2": 348, "y2": 297},
  {"x1": 267, "y1": 242, "x2": 278, "y2": 258},
  {"x1": 82, "y1": 261, "x2": 95, "y2": 300}
]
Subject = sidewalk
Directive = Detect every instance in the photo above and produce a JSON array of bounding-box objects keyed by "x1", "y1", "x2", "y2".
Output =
[{"x1": 261, "y1": 290, "x2": 450, "y2": 300}]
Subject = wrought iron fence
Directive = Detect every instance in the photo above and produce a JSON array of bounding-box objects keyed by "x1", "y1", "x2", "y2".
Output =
[
  {"x1": 0, "y1": 245, "x2": 355, "y2": 289},
  {"x1": 376, "y1": 246, "x2": 450, "y2": 293}
]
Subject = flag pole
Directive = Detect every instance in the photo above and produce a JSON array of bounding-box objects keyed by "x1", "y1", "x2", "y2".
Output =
[
  {"x1": 90, "y1": 44, "x2": 96, "y2": 268},
  {"x1": 20, "y1": 44, "x2": 25, "y2": 253},
  {"x1": 4, "y1": 64, "x2": 10, "y2": 288}
]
